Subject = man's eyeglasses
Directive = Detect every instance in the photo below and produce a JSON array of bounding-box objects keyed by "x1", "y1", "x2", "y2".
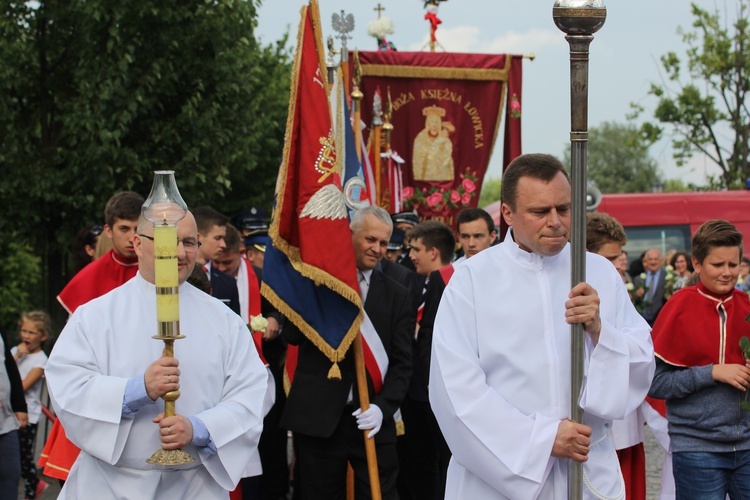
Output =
[{"x1": 138, "y1": 234, "x2": 201, "y2": 251}]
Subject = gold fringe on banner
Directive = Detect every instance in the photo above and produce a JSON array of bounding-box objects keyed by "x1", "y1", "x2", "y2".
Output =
[
  {"x1": 359, "y1": 61, "x2": 511, "y2": 81},
  {"x1": 261, "y1": 283, "x2": 364, "y2": 380}
]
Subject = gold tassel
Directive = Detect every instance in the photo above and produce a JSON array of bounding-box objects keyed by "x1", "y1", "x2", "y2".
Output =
[
  {"x1": 328, "y1": 361, "x2": 342, "y2": 380},
  {"x1": 396, "y1": 419, "x2": 406, "y2": 436}
]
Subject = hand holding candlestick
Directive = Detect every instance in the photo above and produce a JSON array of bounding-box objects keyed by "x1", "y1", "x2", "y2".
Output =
[{"x1": 144, "y1": 355, "x2": 180, "y2": 401}]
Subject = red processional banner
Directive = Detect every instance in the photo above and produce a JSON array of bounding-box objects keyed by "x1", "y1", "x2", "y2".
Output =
[{"x1": 353, "y1": 51, "x2": 523, "y2": 228}]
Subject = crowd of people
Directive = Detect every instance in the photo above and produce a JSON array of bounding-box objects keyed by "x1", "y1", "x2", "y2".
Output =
[{"x1": 1, "y1": 152, "x2": 750, "y2": 499}]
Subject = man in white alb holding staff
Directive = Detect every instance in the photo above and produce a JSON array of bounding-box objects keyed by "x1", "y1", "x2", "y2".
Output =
[{"x1": 429, "y1": 154, "x2": 654, "y2": 499}]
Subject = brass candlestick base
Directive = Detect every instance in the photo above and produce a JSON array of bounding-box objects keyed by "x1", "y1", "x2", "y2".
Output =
[{"x1": 146, "y1": 338, "x2": 195, "y2": 466}]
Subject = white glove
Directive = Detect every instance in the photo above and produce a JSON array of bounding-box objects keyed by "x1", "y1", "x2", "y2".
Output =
[{"x1": 352, "y1": 404, "x2": 383, "y2": 439}]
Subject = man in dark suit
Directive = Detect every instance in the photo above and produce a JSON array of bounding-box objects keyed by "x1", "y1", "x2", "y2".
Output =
[
  {"x1": 398, "y1": 220, "x2": 455, "y2": 500},
  {"x1": 194, "y1": 206, "x2": 241, "y2": 314},
  {"x1": 206, "y1": 265, "x2": 241, "y2": 314},
  {"x1": 382, "y1": 227, "x2": 425, "y2": 316},
  {"x1": 281, "y1": 206, "x2": 414, "y2": 500},
  {"x1": 380, "y1": 259, "x2": 424, "y2": 320},
  {"x1": 633, "y1": 247, "x2": 667, "y2": 325}
]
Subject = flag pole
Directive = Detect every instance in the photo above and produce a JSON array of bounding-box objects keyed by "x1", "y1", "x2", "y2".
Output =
[
  {"x1": 314, "y1": 2, "x2": 381, "y2": 496},
  {"x1": 309, "y1": 0, "x2": 336, "y2": 143},
  {"x1": 372, "y1": 93, "x2": 383, "y2": 207},
  {"x1": 353, "y1": 333, "x2": 383, "y2": 499},
  {"x1": 331, "y1": 9, "x2": 354, "y2": 97},
  {"x1": 309, "y1": 0, "x2": 328, "y2": 90},
  {"x1": 352, "y1": 52, "x2": 364, "y2": 162},
  {"x1": 373, "y1": 128, "x2": 382, "y2": 207},
  {"x1": 552, "y1": 2, "x2": 606, "y2": 499},
  {"x1": 382, "y1": 88, "x2": 394, "y2": 211},
  {"x1": 383, "y1": 87, "x2": 393, "y2": 151},
  {"x1": 340, "y1": 41, "x2": 350, "y2": 98}
]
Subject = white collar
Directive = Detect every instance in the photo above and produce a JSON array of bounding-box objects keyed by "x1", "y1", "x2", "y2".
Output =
[{"x1": 504, "y1": 228, "x2": 567, "y2": 268}]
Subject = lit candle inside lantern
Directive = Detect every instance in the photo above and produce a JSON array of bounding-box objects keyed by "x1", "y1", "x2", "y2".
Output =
[
  {"x1": 154, "y1": 224, "x2": 180, "y2": 323},
  {"x1": 142, "y1": 170, "x2": 194, "y2": 466}
]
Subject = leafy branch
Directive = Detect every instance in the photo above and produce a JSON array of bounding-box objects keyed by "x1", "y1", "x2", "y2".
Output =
[{"x1": 632, "y1": 1, "x2": 750, "y2": 188}]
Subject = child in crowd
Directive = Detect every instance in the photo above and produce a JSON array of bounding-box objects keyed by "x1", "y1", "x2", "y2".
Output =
[
  {"x1": 737, "y1": 256, "x2": 750, "y2": 293},
  {"x1": 649, "y1": 220, "x2": 750, "y2": 499},
  {"x1": 12, "y1": 311, "x2": 51, "y2": 500}
]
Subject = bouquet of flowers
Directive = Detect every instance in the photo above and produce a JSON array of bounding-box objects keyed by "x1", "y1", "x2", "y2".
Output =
[
  {"x1": 629, "y1": 273, "x2": 650, "y2": 315},
  {"x1": 249, "y1": 314, "x2": 268, "y2": 333},
  {"x1": 367, "y1": 15, "x2": 398, "y2": 52}
]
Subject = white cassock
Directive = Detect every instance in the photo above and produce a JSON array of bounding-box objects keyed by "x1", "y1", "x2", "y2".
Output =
[
  {"x1": 46, "y1": 273, "x2": 269, "y2": 500},
  {"x1": 429, "y1": 239, "x2": 654, "y2": 499},
  {"x1": 610, "y1": 407, "x2": 645, "y2": 451}
]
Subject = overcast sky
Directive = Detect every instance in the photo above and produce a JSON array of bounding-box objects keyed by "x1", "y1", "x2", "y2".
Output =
[{"x1": 256, "y1": 0, "x2": 730, "y2": 185}]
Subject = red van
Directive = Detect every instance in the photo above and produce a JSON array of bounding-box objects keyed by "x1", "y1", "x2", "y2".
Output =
[{"x1": 594, "y1": 191, "x2": 750, "y2": 263}]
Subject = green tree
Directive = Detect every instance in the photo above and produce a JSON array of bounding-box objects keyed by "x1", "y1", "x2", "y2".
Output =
[
  {"x1": 563, "y1": 121, "x2": 660, "y2": 193},
  {"x1": 479, "y1": 176, "x2": 501, "y2": 208},
  {"x1": 0, "y1": 238, "x2": 41, "y2": 334},
  {"x1": 662, "y1": 179, "x2": 692, "y2": 192},
  {"x1": 633, "y1": 1, "x2": 750, "y2": 188},
  {"x1": 0, "y1": 1, "x2": 291, "y2": 324}
]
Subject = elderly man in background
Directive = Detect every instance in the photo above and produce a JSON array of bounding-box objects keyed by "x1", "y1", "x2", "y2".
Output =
[
  {"x1": 633, "y1": 248, "x2": 667, "y2": 325},
  {"x1": 281, "y1": 206, "x2": 413, "y2": 499}
]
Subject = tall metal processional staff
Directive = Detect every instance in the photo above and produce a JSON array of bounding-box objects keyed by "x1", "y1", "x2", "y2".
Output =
[{"x1": 552, "y1": 1, "x2": 606, "y2": 498}]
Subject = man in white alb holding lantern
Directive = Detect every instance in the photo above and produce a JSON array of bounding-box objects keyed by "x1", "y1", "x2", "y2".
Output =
[{"x1": 45, "y1": 172, "x2": 268, "y2": 499}]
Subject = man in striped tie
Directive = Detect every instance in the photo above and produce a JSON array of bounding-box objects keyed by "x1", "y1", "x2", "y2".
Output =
[{"x1": 634, "y1": 248, "x2": 667, "y2": 325}]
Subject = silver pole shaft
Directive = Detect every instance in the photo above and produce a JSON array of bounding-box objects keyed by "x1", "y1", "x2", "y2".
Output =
[{"x1": 566, "y1": 33, "x2": 593, "y2": 500}]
